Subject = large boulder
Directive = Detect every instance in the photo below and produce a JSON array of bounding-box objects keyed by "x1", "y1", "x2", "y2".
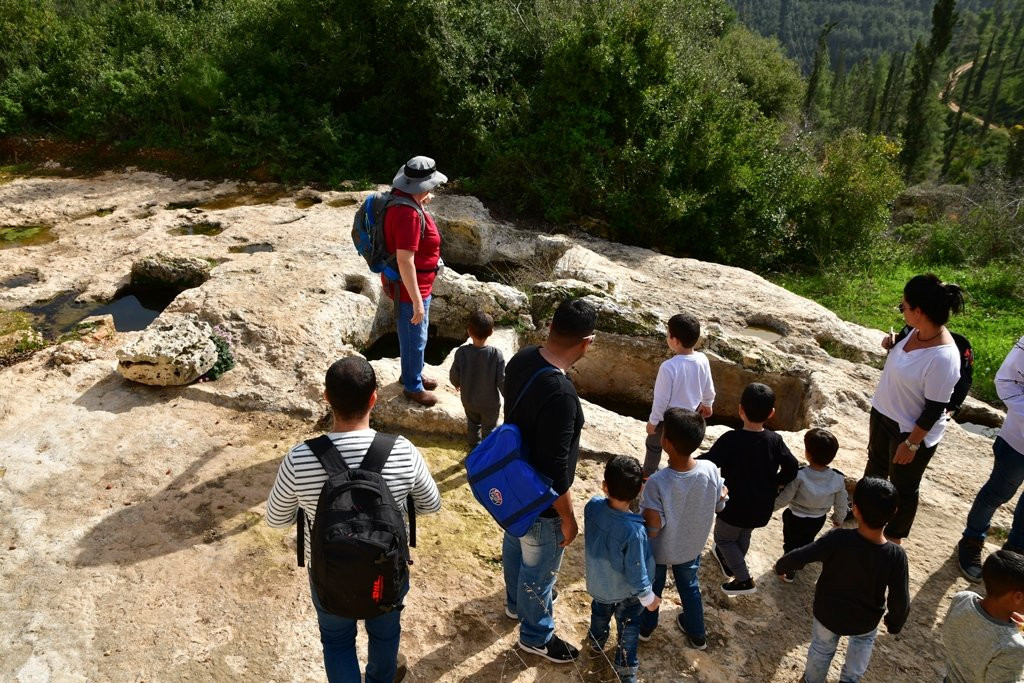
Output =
[
  {"x1": 116, "y1": 313, "x2": 218, "y2": 385},
  {"x1": 428, "y1": 271, "x2": 533, "y2": 339},
  {"x1": 130, "y1": 254, "x2": 211, "y2": 291}
]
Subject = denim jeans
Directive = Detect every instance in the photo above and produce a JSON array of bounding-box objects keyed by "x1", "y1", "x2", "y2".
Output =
[
  {"x1": 963, "y1": 436, "x2": 1024, "y2": 548},
  {"x1": 589, "y1": 597, "x2": 644, "y2": 683},
  {"x1": 502, "y1": 516, "x2": 565, "y2": 647},
  {"x1": 397, "y1": 294, "x2": 431, "y2": 393},
  {"x1": 803, "y1": 617, "x2": 877, "y2": 683},
  {"x1": 308, "y1": 572, "x2": 406, "y2": 683},
  {"x1": 638, "y1": 557, "x2": 704, "y2": 639}
]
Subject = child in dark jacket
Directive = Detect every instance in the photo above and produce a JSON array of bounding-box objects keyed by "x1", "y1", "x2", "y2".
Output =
[
  {"x1": 449, "y1": 310, "x2": 505, "y2": 448},
  {"x1": 775, "y1": 477, "x2": 910, "y2": 683},
  {"x1": 700, "y1": 382, "x2": 799, "y2": 596},
  {"x1": 585, "y1": 455, "x2": 660, "y2": 683}
]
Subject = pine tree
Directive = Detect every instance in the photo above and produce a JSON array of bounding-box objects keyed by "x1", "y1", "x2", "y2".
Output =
[
  {"x1": 804, "y1": 22, "x2": 837, "y2": 120},
  {"x1": 942, "y1": 37, "x2": 983, "y2": 177},
  {"x1": 899, "y1": 0, "x2": 959, "y2": 178}
]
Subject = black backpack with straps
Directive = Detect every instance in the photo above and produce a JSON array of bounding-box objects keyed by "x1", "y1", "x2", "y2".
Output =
[{"x1": 296, "y1": 432, "x2": 416, "y2": 619}]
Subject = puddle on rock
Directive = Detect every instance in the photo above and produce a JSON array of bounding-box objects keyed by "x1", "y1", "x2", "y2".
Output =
[
  {"x1": 166, "y1": 199, "x2": 202, "y2": 210},
  {"x1": 198, "y1": 190, "x2": 289, "y2": 211},
  {"x1": 960, "y1": 422, "x2": 998, "y2": 439},
  {"x1": 20, "y1": 285, "x2": 176, "y2": 337},
  {"x1": 740, "y1": 325, "x2": 784, "y2": 343},
  {"x1": 295, "y1": 197, "x2": 320, "y2": 209},
  {"x1": 362, "y1": 333, "x2": 464, "y2": 366},
  {"x1": 327, "y1": 197, "x2": 358, "y2": 208},
  {"x1": 2, "y1": 271, "x2": 39, "y2": 288},
  {"x1": 228, "y1": 243, "x2": 275, "y2": 254},
  {"x1": 171, "y1": 221, "x2": 225, "y2": 236},
  {"x1": 1, "y1": 224, "x2": 56, "y2": 249}
]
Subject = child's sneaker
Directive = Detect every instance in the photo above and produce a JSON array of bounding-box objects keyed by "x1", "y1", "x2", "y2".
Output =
[
  {"x1": 721, "y1": 578, "x2": 757, "y2": 596},
  {"x1": 712, "y1": 544, "x2": 734, "y2": 578},
  {"x1": 778, "y1": 571, "x2": 796, "y2": 583},
  {"x1": 519, "y1": 635, "x2": 580, "y2": 663},
  {"x1": 638, "y1": 629, "x2": 654, "y2": 642},
  {"x1": 587, "y1": 635, "x2": 604, "y2": 654},
  {"x1": 676, "y1": 614, "x2": 707, "y2": 650}
]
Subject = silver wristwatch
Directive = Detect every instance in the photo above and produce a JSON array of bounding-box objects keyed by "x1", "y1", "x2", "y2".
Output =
[{"x1": 903, "y1": 439, "x2": 921, "y2": 452}]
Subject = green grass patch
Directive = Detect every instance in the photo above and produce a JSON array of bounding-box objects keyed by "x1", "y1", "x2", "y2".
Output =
[{"x1": 772, "y1": 259, "x2": 1024, "y2": 406}]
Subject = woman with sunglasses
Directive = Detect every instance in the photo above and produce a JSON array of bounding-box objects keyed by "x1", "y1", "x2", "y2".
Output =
[{"x1": 866, "y1": 273, "x2": 966, "y2": 544}]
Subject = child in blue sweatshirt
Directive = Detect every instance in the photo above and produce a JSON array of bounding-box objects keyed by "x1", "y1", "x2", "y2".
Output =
[{"x1": 585, "y1": 455, "x2": 661, "y2": 683}]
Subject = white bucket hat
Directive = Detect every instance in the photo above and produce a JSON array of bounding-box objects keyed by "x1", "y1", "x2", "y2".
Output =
[{"x1": 392, "y1": 156, "x2": 448, "y2": 194}]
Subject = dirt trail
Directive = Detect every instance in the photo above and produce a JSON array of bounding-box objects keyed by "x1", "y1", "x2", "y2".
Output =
[{"x1": 943, "y1": 61, "x2": 1009, "y2": 135}]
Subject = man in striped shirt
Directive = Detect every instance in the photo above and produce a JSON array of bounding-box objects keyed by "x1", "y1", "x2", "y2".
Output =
[{"x1": 266, "y1": 356, "x2": 441, "y2": 683}]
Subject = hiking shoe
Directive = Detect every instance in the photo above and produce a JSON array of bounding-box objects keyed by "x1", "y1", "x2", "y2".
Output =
[
  {"x1": 712, "y1": 544, "x2": 734, "y2": 578},
  {"x1": 519, "y1": 635, "x2": 580, "y2": 663},
  {"x1": 399, "y1": 376, "x2": 438, "y2": 390},
  {"x1": 505, "y1": 588, "x2": 558, "y2": 620},
  {"x1": 395, "y1": 653, "x2": 408, "y2": 683},
  {"x1": 676, "y1": 614, "x2": 707, "y2": 651},
  {"x1": 778, "y1": 571, "x2": 796, "y2": 584},
  {"x1": 721, "y1": 578, "x2": 757, "y2": 596},
  {"x1": 957, "y1": 537, "x2": 984, "y2": 583},
  {"x1": 403, "y1": 389, "x2": 438, "y2": 407}
]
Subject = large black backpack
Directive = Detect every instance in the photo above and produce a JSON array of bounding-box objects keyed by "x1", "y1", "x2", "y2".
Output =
[{"x1": 296, "y1": 433, "x2": 416, "y2": 619}]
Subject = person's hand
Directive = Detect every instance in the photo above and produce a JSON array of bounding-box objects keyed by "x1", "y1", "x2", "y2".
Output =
[
  {"x1": 698, "y1": 404, "x2": 713, "y2": 418},
  {"x1": 410, "y1": 301, "x2": 425, "y2": 325},
  {"x1": 893, "y1": 441, "x2": 917, "y2": 465},
  {"x1": 559, "y1": 515, "x2": 579, "y2": 548},
  {"x1": 646, "y1": 422, "x2": 656, "y2": 435},
  {"x1": 645, "y1": 595, "x2": 662, "y2": 611},
  {"x1": 881, "y1": 334, "x2": 894, "y2": 350},
  {"x1": 720, "y1": 485, "x2": 729, "y2": 501}
]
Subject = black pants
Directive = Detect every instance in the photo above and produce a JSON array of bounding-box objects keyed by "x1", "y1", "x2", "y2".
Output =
[
  {"x1": 864, "y1": 407, "x2": 938, "y2": 539},
  {"x1": 782, "y1": 509, "x2": 827, "y2": 554}
]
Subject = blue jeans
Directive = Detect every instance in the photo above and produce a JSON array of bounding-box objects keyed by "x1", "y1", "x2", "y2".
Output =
[
  {"x1": 638, "y1": 557, "x2": 704, "y2": 639},
  {"x1": 308, "y1": 572, "x2": 406, "y2": 683},
  {"x1": 397, "y1": 294, "x2": 430, "y2": 393},
  {"x1": 804, "y1": 617, "x2": 877, "y2": 683},
  {"x1": 589, "y1": 598, "x2": 644, "y2": 683},
  {"x1": 502, "y1": 516, "x2": 565, "y2": 647},
  {"x1": 963, "y1": 437, "x2": 1024, "y2": 548}
]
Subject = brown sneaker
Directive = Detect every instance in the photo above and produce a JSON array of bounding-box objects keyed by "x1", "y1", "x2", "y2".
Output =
[{"x1": 403, "y1": 389, "x2": 438, "y2": 407}]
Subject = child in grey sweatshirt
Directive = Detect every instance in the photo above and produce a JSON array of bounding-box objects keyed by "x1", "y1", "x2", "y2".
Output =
[
  {"x1": 449, "y1": 310, "x2": 505, "y2": 448},
  {"x1": 775, "y1": 428, "x2": 849, "y2": 582}
]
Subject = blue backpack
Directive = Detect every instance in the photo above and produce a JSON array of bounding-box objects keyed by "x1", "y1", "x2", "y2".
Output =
[
  {"x1": 465, "y1": 367, "x2": 560, "y2": 537},
  {"x1": 351, "y1": 191, "x2": 425, "y2": 282}
]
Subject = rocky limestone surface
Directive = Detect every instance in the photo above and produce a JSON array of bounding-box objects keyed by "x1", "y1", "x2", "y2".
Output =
[
  {"x1": 116, "y1": 313, "x2": 218, "y2": 385},
  {"x1": 130, "y1": 253, "x2": 212, "y2": 291},
  {"x1": 0, "y1": 171, "x2": 1012, "y2": 683}
]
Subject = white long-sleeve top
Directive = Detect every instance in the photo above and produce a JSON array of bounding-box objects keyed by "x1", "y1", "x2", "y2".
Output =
[
  {"x1": 648, "y1": 352, "x2": 715, "y2": 424},
  {"x1": 997, "y1": 336, "x2": 1024, "y2": 455}
]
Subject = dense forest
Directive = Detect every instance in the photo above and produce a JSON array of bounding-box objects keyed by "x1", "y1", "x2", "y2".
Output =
[{"x1": 729, "y1": 0, "x2": 995, "y2": 71}]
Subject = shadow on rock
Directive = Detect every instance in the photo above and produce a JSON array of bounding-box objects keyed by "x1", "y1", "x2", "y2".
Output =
[{"x1": 74, "y1": 449, "x2": 282, "y2": 566}]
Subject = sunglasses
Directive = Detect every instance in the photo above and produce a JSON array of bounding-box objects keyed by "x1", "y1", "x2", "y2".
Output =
[
  {"x1": 581, "y1": 333, "x2": 597, "y2": 343},
  {"x1": 897, "y1": 302, "x2": 906, "y2": 313}
]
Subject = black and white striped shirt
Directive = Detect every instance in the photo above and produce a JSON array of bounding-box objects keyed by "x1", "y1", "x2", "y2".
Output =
[{"x1": 266, "y1": 429, "x2": 442, "y2": 564}]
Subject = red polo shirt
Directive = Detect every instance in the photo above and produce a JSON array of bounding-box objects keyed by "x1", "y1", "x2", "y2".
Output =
[{"x1": 382, "y1": 190, "x2": 441, "y2": 303}]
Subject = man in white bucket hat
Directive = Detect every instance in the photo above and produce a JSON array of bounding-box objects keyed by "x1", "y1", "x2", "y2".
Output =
[{"x1": 384, "y1": 156, "x2": 448, "y2": 407}]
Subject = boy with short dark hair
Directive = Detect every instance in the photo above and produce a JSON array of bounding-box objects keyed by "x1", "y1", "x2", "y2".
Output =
[
  {"x1": 774, "y1": 427, "x2": 849, "y2": 583},
  {"x1": 943, "y1": 549, "x2": 1024, "y2": 682},
  {"x1": 701, "y1": 382, "x2": 799, "y2": 595},
  {"x1": 585, "y1": 455, "x2": 660, "y2": 683},
  {"x1": 775, "y1": 477, "x2": 910, "y2": 683},
  {"x1": 644, "y1": 312, "x2": 716, "y2": 476},
  {"x1": 639, "y1": 408, "x2": 726, "y2": 650},
  {"x1": 450, "y1": 310, "x2": 505, "y2": 448}
]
